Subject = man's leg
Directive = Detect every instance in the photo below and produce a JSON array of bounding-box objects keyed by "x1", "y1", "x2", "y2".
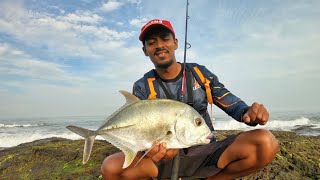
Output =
[
  {"x1": 208, "y1": 129, "x2": 279, "y2": 180},
  {"x1": 101, "y1": 152, "x2": 157, "y2": 180}
]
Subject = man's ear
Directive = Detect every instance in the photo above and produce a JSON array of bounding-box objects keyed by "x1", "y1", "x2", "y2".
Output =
[
  {"x1": 174, "y1": 38, "x2": 178, "y2": 50},
  {"x1": 142, "y1": 46, "x2": 149, "y2": 56}
]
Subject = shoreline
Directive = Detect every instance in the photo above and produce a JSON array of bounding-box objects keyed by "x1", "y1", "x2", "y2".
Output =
[
  {"x1": 2, "y1": 129, "x2": 319, "y2": 150},
  {"x1": 1, "y1": 130, "x2": 319, "y2": 179}
]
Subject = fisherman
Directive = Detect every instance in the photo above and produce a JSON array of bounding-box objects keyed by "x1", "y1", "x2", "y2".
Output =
[{"x1": 101, "y1": 19, "x2": 279, "y2": 180}]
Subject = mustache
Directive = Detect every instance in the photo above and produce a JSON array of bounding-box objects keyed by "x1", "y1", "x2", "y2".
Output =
[{"x1": 154, "y1": 48, "x2": 169, "y2": 55}]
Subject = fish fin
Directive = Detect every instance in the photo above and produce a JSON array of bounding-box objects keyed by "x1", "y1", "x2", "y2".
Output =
[
  {"x1": 101, "y1": 91, "x2": 139, "y2": 124},
  {"x1": 102, "y1": 135, "x2": 138, "y2": 168},
  {"x1": 66, "y1": 125, "x2": 97, "y2": 164},
  {"x1": 119, "y1": 90, "x2": 140, "y2": 105},
  {"x1": 66, "y1": 125, "x2": 95, "y2": 138},
  {"x1": 82, "y1": 135, "x2": 96, "y2": 164},
  {"x1": 133, "y1": 143, "x2": 159, "y2": 167},
  {"x1": 133, "y1": 132, "x2": 173, "y2": 167},
  {"x1": 123, "y1": 149, "x2": 138, "y2": 169}
]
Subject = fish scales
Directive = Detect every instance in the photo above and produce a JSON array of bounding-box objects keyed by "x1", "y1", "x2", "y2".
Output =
[
  {"x1": 99, "y1": 100, "x2": 185, "y2": 151},
  {"x1": 67, "y1": 90, "x2": 212, "y2": 168}
]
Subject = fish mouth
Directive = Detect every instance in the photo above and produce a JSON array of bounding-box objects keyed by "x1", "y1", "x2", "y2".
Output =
[
  {"x1": 202, "y1": 132, "x2": 214, "y2": 144},
  {"x1": 206, "y1": 132, "x2": 215, "y2": 139}
]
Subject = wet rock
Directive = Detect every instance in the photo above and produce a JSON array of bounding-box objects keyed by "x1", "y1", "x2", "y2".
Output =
[{"x1": 0, "y1": 131, "x2": 319, "y2": 179}]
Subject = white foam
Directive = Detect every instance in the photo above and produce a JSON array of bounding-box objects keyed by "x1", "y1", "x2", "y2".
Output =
[
  {"x1": 0, "y1": 132, "x2": 104, "y2": 148},
  {"x1": 0, "y1": 117, "x2": 318, "y2": 148},
  {"x1": 213, "y1": 117, "x2": 312, "y2": 131},
  {"x1": 0, "y1": 123, "x2": 43, "y2": 128},
  {"x1": 265, "y1": 117, "x2": 311, "y2": 130}
]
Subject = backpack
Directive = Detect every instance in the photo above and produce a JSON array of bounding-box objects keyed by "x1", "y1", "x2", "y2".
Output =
[{"x1": 143, "y1": 63, "x2": 213, "y2": 106}]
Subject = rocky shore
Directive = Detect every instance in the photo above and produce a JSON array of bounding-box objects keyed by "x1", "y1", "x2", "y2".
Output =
[{"x1": 0, "y1": 130, "x2": 319, "y2": 180}]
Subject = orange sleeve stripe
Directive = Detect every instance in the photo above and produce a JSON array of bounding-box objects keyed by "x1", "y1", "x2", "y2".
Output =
[
  {"x1": 147, "y1": 78, "x2": 157, "y2": 99},
  {"x1": 194, "y1": 66, "x2": 213, "y2": 104},
  {"x1": 214, "y1": 92, "x2": 231, "y2": 100},
  {"x1": 215, "y1": 99, "x2": 240, "y2": 108}
]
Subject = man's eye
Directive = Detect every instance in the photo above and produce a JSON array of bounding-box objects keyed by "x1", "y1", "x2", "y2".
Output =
[
  {"x1": 147, "y1": 41, "x2": 155, "y2": 45},
  {"x1": 163, "y1": 37, "x2": 170, "y2": 41}
]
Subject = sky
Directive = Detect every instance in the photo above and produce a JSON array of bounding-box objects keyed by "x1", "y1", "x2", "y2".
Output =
[{"x1": 0, "y1": 0, "x2": 320, "y2": 118}]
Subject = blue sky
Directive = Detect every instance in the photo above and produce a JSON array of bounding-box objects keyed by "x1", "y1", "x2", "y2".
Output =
[{"x1": 1, "y1": 0, "x2": 320, "y2": 118}]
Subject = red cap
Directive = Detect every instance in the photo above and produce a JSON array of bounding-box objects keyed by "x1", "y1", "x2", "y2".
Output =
[{"x1": 139, "y1": 19, "x2": 175, "y2": 42}]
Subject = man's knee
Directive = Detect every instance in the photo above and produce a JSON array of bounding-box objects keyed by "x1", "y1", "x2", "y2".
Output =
[
  {"x1": 253, "y1": 129, "x2": 279, "y2": 165},
  {"x1": 101, "y1": 152, "x2": 158, "y2": 179},
  {"x1": 253, "y1": 129, "x2": 278, "y2": 150},
  {"x1": 101, "y1": 152, "x2": 124, "y2": 176}
]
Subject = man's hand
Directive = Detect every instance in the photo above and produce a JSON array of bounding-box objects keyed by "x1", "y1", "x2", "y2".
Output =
[
  {"x1": 146, "y1": 142, "x2": 179, "y2": 163},
  {"x1": 243, "y1": 102, "x2": 269, "y2": 125}
]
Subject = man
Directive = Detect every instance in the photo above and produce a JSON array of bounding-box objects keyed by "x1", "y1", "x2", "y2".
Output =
[{"x1": 101, "y1": 19, "x2": 279, "y2": 180}]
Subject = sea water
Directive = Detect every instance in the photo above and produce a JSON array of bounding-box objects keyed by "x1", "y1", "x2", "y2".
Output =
[{"x1": 0, "y1": 111, "x2": 319, "y2": 149}]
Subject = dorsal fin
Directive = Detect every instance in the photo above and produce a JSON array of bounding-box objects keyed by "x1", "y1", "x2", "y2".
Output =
[
  {"x1": 98, "y1": 91, "x2": 140, "y2": 129},
  {"x1": 119, "y1": 90, "x2": 140, "y2": 105}
]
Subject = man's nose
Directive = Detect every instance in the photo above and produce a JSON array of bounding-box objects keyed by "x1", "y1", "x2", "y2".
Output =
[{"x1": 155, "y1": 39, "x2": 165, "y2": 48}]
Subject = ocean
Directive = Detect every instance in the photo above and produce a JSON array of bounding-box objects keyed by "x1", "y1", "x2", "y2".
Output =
[{"x1": 1, "y1": 111, "x2": 319, "y2": 149}]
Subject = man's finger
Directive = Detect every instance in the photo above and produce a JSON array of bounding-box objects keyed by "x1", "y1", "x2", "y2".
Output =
[
  {"x1": 146, "y1": 143, "x2": 160, "y2": 158},
  {"x1": 243, "y1": 113, "x2": 250, "y2": 123},
  {"x1": 259, "y1": 108, "x2": 269, "y2": 125},
  {"x1": 151, "y1": 143, "x2": 167, "y2": 162},
  {"x1": 163, "y1": 149, "x2": 179, "y2": 160},
  {"x1": 262, "y1": 110, "x2": 269, "y2": 122},
  {"x1": 249, "y1": 102, "x2": 260, "y2": 121}
]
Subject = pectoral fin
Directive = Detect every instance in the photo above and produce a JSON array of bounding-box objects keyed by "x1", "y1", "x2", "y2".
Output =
[{"x1": 133, "y1": 132, "x2": 173, "y2": 167}]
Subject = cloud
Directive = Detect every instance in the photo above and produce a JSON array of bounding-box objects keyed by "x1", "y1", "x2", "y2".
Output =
[
  {"x1": 0, "y1": 43, "x2": 88, "y2": 85},
  {"x1": 59, "y1": 11, "x2": 102, "y2": 24},
  {"x1": 127, "y1": 0, "x2": 142, "y2": 5},
  {"x1": 1, "y1": 0, "x2": 320, "y2": 117},
  {"x1": 0, "y1": 1, "x2": 133, "y2": 60},
  {"x1": 129, "y1": 18, "x2": 148, "y2": 28},
  {"x1": 117, "y1": 22, "x2": 124, "y2": 26},
  {"x1": 100, "y1": 0, "x2": 123, "y2": 12},
  {"x1": 0, "y1": 42, "x2": 145, "y2": 117}
]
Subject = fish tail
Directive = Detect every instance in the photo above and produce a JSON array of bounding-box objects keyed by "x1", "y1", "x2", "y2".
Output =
[{"x1": 66, "y1": 125, "x2": 97, "y2": 164}]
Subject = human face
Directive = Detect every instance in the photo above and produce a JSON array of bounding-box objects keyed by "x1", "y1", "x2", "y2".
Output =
[{"x1": 142, "y1": 28, "x2": 178, "y2": 69}]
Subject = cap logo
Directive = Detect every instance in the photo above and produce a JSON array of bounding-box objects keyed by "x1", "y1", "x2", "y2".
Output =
[{"x1": 143, "y1": 20, "x2": 163, "y2": 30}]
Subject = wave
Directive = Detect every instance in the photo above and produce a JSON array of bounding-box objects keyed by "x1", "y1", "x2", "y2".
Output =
[
  {"x1": 214, "y1": 117, "x2": 316, "y2": 131},
  {"x1": 0, "y1": 132, "x2": 104, "y2": 148},
  {"x1": 0, "y1": 123, "x2": 46, "y2": 128},
  {"x1": 1, "y1": 117, "x2": 318, "y2": 148}
]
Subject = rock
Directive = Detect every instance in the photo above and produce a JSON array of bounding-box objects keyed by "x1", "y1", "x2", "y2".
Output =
[{"x1": 0, "y1": 131, "x2": 319, "y2": 179}]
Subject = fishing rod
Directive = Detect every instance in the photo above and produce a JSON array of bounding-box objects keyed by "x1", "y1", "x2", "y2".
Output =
[
  {"x1": 171, "y1": 1, "x2": 190, "y2": 180},
  {"x1": 180, "y1": 0, "x2": 191, "y2": 102}
]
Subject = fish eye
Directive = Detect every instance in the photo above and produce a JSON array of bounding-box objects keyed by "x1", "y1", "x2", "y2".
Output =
[{"x1": 195, "y1": 118, "x2": 202, "y2": 126}]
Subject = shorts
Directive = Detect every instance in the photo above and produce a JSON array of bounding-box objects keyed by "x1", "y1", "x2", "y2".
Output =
[{"x1": 156, "y1": 133, "x2": 240, "y2": 180}]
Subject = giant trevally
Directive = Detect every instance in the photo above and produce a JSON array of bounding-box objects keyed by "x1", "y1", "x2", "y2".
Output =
[{"x1": 66, "y1": 90, "x2": 212, "y2": 168}]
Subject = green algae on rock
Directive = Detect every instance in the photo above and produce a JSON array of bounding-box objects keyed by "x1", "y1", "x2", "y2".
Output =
[{"x1": 0, "y1": 131, "x2": 319, "y2": 179}]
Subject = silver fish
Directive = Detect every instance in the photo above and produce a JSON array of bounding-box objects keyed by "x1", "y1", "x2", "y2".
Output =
[{"x1": 67, "y1": 90, "x2": 212, "y2": 168}]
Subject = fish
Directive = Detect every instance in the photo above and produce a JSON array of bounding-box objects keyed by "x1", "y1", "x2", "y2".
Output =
[{"x1": 66, "y1": 90, "x2": 212, "y2": 169}]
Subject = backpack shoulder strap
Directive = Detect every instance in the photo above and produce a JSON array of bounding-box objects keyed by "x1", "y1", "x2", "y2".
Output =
[
  {"x1": 143, "y1": 69, "x2": 158, "y2": 99},
  {"x1": 186, "y1": 63, "x2": 213, "y2": 105}
]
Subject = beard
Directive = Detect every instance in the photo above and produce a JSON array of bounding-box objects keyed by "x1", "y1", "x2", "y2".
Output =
[{"x1": 155, "y1": 58, "x2": 174, "y2": 69}]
